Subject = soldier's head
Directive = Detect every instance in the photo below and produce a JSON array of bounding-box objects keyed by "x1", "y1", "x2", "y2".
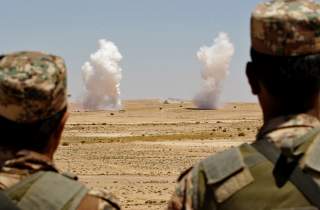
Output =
[
  {"x1": 0, "y1": 51, "x2": 68, "y2": 158},
  {"x1": 247, "y1": 0, "x2": 320, "y2": 121}
]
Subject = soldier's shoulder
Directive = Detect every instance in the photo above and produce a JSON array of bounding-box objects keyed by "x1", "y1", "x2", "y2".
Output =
[
  {"x1": 179, "y1": 147, "x2": 247, "y2": 180},
  {"x1": 60, "y1": 171, "x2": 120, "y2": 209},
  {"x1": 86, "y1": 189, "x2": 121, "y2": 210},
  {"x1": 177, "y1": 166, "x2": 193, "y2": 181},
  {"x1": 178, "y1": 146, "x2": 254, "y2": 203}
]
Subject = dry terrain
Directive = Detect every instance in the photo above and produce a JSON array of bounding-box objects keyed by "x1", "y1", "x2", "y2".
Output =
[{"x1": 55, "y1": 100, "x2": 262, "y2": 210}]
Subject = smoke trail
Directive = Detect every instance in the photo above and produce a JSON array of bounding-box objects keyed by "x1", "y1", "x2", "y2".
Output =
[
  {"x1": 82, "y1": 39, "x2": 123, "y2": 110},
  {"x1": 193, "y1": 32, "x2": 234, "y2": 109}
]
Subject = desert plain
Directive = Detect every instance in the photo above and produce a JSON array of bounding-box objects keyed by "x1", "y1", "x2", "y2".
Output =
[{"x1": 55, "y1": 100, "x2": 262, "y2": 210}]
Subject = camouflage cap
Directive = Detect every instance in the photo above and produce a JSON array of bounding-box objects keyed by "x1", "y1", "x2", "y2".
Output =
[
  {"x1": 251, "y1": 0, "x2": 320, "y2": 56},
  {"x1": 0, "y1": 51, "x2": 67, "y2": 123}
]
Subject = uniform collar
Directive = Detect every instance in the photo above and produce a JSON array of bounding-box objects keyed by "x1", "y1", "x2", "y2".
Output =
[
  {"x1": 258, "y1": 114, "x2": 320, "y2": 140},
  {"x1": 2, "y1": 150, "x2": 58, "y2": 173}
]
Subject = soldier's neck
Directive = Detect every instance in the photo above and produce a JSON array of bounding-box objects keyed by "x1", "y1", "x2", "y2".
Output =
[{"x1": 259, "y1": 91, "x2": 320, "y2": 123}]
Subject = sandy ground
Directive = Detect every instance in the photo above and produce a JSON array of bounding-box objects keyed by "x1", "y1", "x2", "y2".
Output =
[{"x1": 55, "y1": 100, "x2": 262, "y2": 210}]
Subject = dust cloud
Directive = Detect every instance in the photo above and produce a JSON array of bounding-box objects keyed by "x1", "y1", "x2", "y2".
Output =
[
  {"x1": 82, "y1": 39, "x2": 123, "y2": 110},
  {"x1": 194, "y1": 32, "x2": 234, "y2": 109}
]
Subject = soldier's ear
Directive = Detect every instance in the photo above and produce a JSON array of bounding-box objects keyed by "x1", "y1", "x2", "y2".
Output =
[{"x1": 246, "y1": 62, "x2": 260, "y2": 95}]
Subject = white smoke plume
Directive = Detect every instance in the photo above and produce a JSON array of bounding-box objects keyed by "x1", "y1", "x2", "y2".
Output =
[
  {"x1": 82, "y1": 39, "x2": 123, "y2": 110},
  {"x1": 193, "y1": 32, "x2": 234, "y2": 109}
]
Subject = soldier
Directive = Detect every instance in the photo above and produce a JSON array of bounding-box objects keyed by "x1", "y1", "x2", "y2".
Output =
[
  {"x1": 0, "y1": 51, "x2": 120, "y2": 210},
  {"x1": 168, "y1": 0, "x2": 320, "y2": 209}
]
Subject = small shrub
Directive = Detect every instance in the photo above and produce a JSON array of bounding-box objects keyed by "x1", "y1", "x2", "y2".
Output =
[{"x1": 238, "y1": 132, "x2": 246, "y2": 137}]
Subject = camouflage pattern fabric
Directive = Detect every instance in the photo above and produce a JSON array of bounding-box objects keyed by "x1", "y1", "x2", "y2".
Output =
[
  {"x1": 167, "y1": 114, "x2": 320, "y2": 210},
  {"x1": 0, "y1": 150, "x2": 120, "y2": 210},
  {"x1": 251, "y1": 0, "x2": 320, "y2": 56},
  {"x1": 0, "y1": 51, "x2": 67, "y2": 123}
]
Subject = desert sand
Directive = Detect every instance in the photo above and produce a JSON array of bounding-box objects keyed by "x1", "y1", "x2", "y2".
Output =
[{"x1": 55, "y1": 100, "x2": 262, "y2": 210}]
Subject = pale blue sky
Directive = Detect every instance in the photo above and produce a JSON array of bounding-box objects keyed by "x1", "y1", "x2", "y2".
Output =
[{"x1": 1, "y1": 1, "x2": 267, "y2": 102}]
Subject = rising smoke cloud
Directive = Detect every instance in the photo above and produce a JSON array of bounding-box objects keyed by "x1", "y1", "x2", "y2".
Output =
[
  {"x1": 193, "y1": 32, "x2": 234, "y2": 109},
  {"x1": 82, "y1": 39, "x2": 123, "y2": 110}
]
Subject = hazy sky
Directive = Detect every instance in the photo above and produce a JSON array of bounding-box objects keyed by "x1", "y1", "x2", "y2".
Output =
[{"x1": 1, "y1": 1, "x2": 268, "y2": 102}]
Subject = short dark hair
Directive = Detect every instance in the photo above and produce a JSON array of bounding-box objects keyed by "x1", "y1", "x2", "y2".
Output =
[
  {"x1": 0, "y1": 107, "x2": 67, "y2": 152},
  {"x1": 251, "y1": 48, "x2": 320, "y2": 111}
]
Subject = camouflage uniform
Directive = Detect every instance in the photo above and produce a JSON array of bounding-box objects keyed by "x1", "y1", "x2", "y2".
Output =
[
  {"x1": 0, "y1": 151, "x2": 120, "y2": 210},
  {"x1": 0, "y1": 52, "x2": 120, "y2": 210},
  {"x1": 168, "y1": 0, "x2": 320, "y2": 209},
  {"x1": 167, "y1": 114, "x2": 320, "y2": 210}
]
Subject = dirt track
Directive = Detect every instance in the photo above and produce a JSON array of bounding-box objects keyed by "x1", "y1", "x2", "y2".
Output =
[{"x1": 55, "y1": 100, "x2": 262, "y2": 210}]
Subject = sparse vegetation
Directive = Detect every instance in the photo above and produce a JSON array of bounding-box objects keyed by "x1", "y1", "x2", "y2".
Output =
[
  {"x1": 60, "y1": 101, "x2": 262, "y2": 210},
  {"x1": 238, "y1": 132, "x2": 246, "y2": 137}
]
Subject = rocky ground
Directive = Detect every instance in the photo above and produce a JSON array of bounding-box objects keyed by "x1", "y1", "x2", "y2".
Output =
[{"x1": 55, "y1": 100, "x2": 262, "y2": 210}]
